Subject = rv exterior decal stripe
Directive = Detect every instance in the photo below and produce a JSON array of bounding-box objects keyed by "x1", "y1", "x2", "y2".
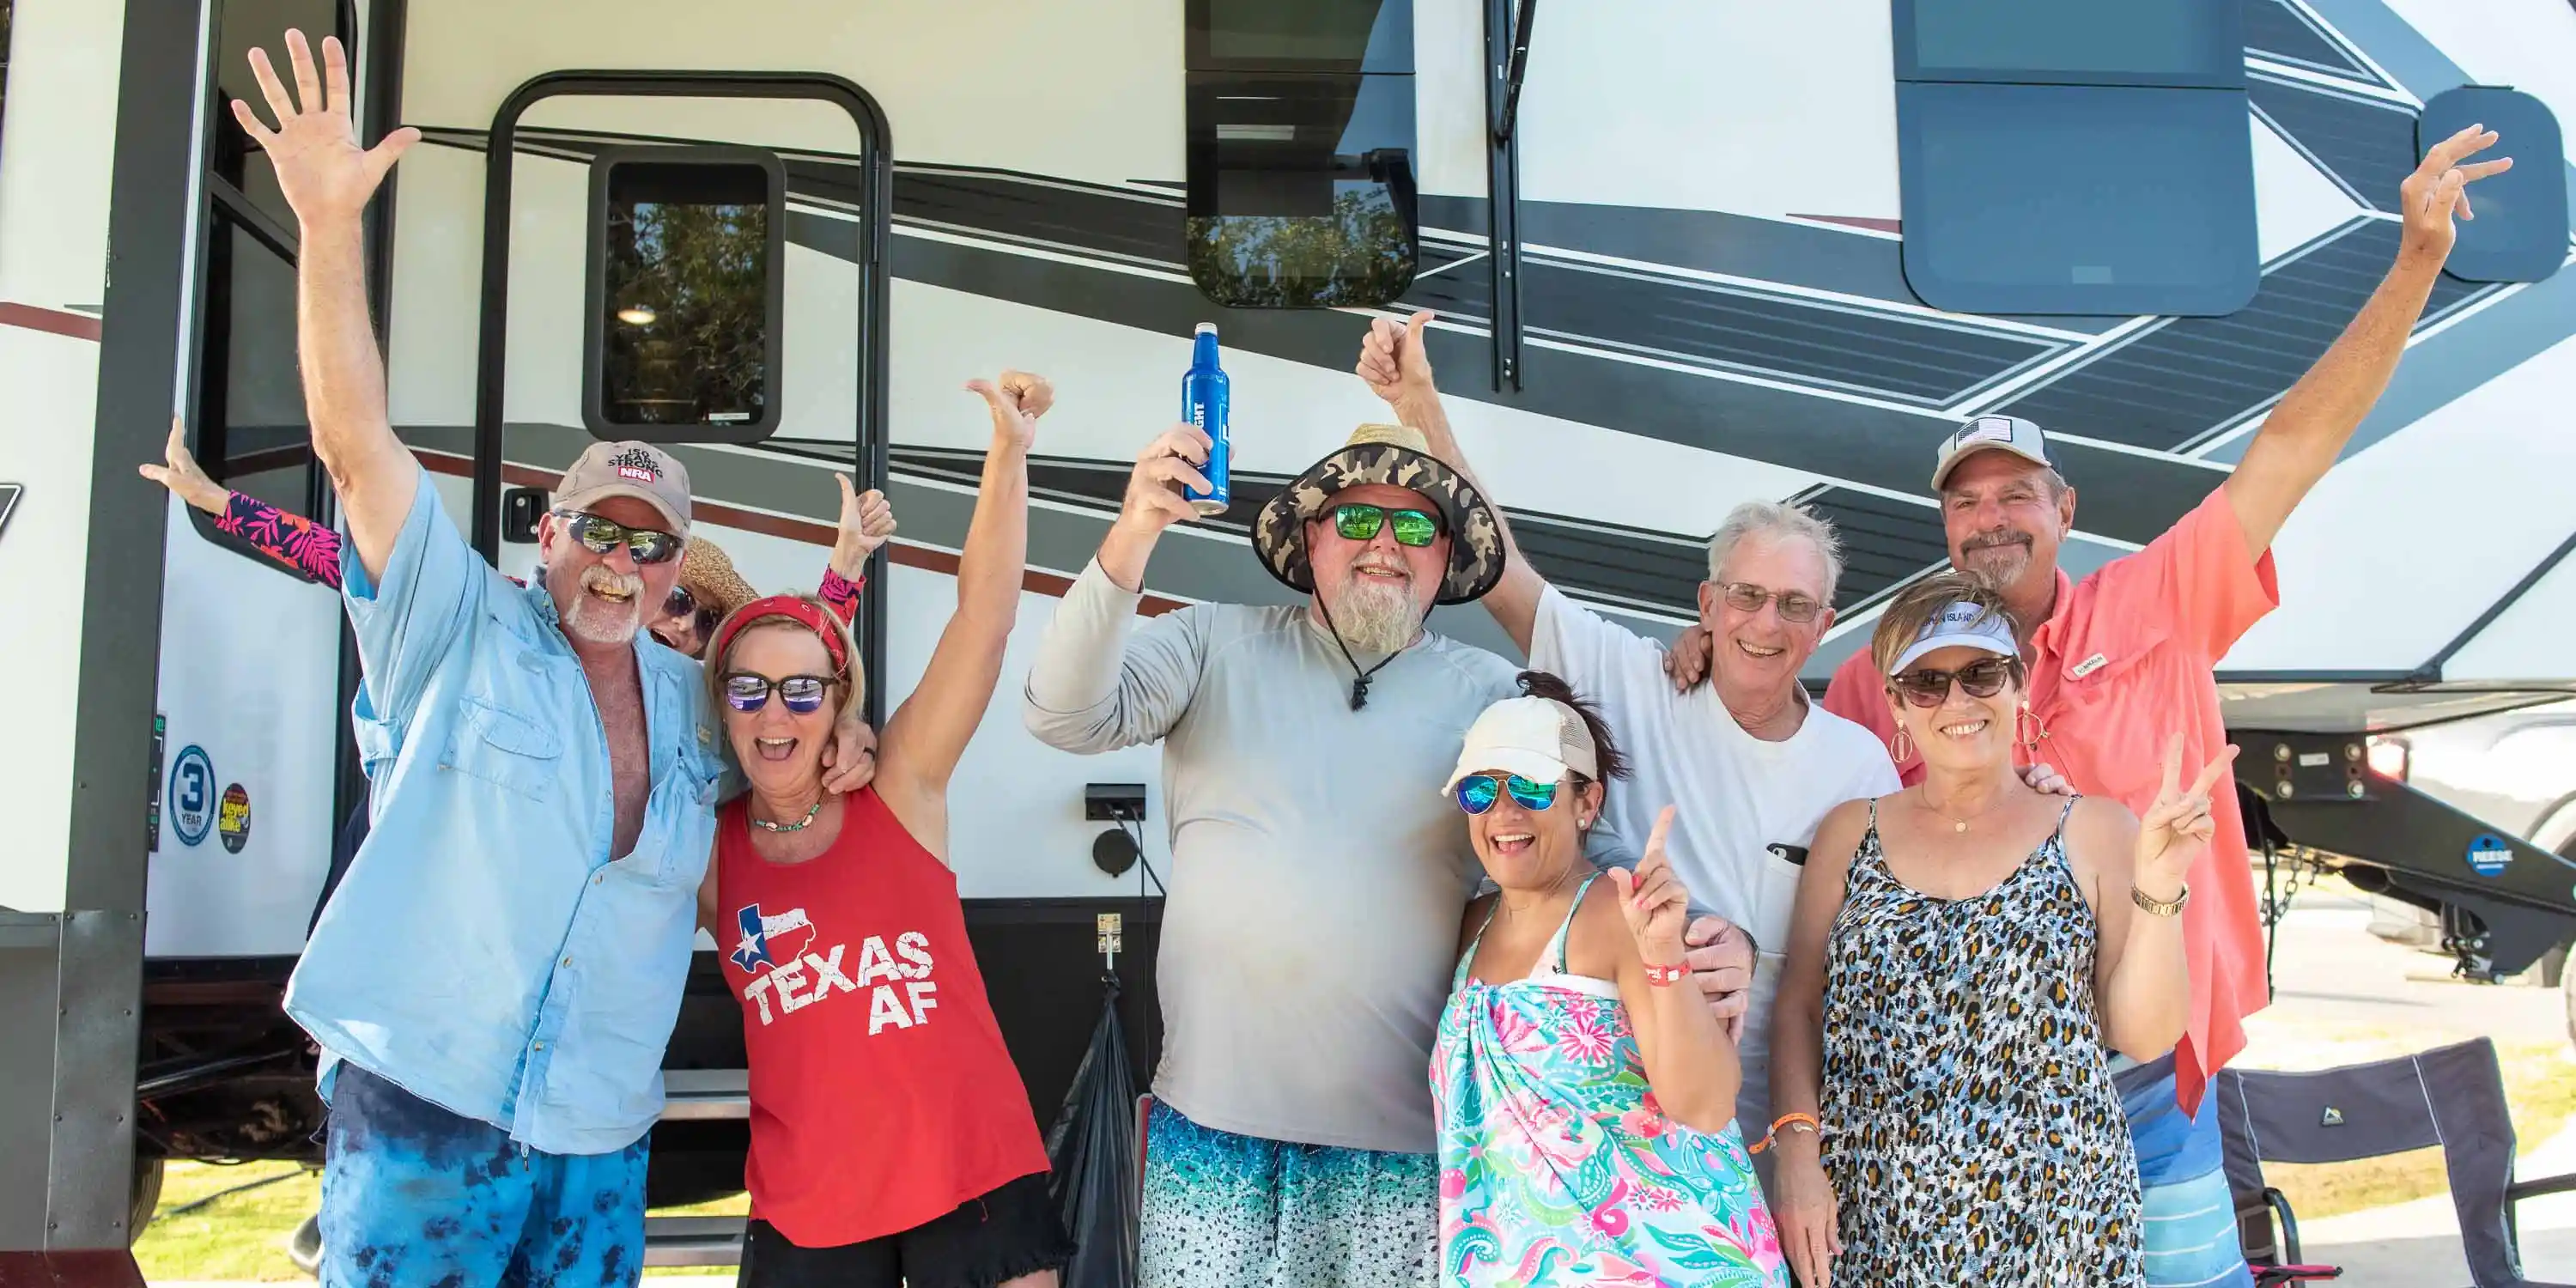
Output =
[{"x1": 0, "y1": 303, "x2": 105, "y2": 343}]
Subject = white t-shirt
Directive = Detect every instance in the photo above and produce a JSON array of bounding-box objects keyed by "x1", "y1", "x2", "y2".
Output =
[{"x1": 1529, "y1": 584, "x2": 1899, "y2": 1137}]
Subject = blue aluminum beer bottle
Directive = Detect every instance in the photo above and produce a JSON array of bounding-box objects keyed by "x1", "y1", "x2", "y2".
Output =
[{"x1": 1182, "y1": 322, "x2": 1230, "y2": 515}]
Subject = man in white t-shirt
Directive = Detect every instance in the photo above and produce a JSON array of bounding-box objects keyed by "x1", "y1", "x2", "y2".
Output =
[{"x1": 1356, "y1": 313, "x2": 1898, "y2": 1148}]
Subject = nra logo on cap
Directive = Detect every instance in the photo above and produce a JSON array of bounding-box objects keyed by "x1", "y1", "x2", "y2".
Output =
[{"x1": 607, "y1": 447, "x2": 662, "y2": 483}]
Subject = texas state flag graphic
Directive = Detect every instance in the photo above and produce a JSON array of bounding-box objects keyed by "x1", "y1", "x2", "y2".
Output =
[{"x1": 731, "y1": 903, "x2": 816, "y2": 974}]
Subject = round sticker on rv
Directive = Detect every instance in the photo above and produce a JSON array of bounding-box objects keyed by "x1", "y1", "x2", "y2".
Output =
[
  {"x1": 2466, "y1": 834, "x2": 2512, "y2": 878},
  {"x1": 168, "y1": 745, "x2": 215, "y2": 848},
  {"x1": 217, "y1": 783, "x2": 252, "y2": 854}
]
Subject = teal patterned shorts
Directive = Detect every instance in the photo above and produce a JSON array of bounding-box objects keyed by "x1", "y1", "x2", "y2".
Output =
[{"x1": 1139, "y1": 1100, "x2": 1438, "y2": 1288}]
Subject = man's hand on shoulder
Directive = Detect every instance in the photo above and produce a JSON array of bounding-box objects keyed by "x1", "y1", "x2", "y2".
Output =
[{"x1": 1664, "y1": 623, "x2": 1714, "y2": 693}]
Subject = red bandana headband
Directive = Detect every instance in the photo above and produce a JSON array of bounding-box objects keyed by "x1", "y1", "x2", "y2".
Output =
[{"x1": 712, "y1": 594, "x2": 849, "y2": 677}]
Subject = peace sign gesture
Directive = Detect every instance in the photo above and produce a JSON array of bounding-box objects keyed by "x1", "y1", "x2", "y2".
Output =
[
  {"x1": 2136, "y1": 736, "x2": 2239, "y2": 895},
  {"x1": 1607, "y1": 806, "x2": 1692, "y2": 964},
  {"x1": 2399, "y1": 124, "x2": 2513, "y2": 264}
]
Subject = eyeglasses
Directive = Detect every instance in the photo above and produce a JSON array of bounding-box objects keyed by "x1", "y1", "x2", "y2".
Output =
[
  {"x1": 721, "y1": 671, "x2": 835, "y2": 714},
  {"x1": 1889, "y1": 658, "x2": 2020, "y2": 708},
  {"x1": 1453, "y1": 773, "x2": 1561, "y2": 815},
  {"x1": 1717, "y1": 581, "x2": 1823, "y2": 624},
  {"x1": 1328, "y1": 503, "x2": 1443, "y2": 548},
  {"x1": 553, "y1": 510, "x2": 682, "y2": 566}
]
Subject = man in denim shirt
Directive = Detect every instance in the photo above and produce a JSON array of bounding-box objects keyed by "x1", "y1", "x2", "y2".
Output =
[{"x1": 232, "y1": 31, "x2": 865, "y2": 1285}]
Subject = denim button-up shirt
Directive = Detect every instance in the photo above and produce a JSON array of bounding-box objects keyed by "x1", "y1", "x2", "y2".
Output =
[{"x1": 284, "y1": 472, "x2": 726, "y2": 1155}]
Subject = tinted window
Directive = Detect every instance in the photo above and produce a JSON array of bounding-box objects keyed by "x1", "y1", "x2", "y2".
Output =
[
  {"x1": 2418, "y1": 86, "x2": 2567, "y2": 284},
  {"x1": 1185, "y1": 0, "x2": 1417, "y2": 309},
  {"x1": 1897, "y1": 0, "x2": 2244, "y2": 88},
  {"x1": 586, "y1": 152, "x2": 783, "y2": 439},
  {"x1": 1899, "y1": 84, "x2": 2257, "y2": 314}
]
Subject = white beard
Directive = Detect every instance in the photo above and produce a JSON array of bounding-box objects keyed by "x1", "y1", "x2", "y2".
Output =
[
  {"x1": 1333, "y1": 573, "x2": 1424, "y2": 655},
  {"x1": 562, "y1": 565, "x2": 645, "y2": 646}
]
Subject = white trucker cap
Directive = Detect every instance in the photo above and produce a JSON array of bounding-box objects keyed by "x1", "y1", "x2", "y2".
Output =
[
  {"x1": 1930, "y1": 415, "x2": 2053, "y2": 490},
  {"x1": 1442, "y1": 695, "x2": 1599, "y2": 794},
  {"x1": 1887, "y1": 598, "x2": 2021, "y2": 676}
]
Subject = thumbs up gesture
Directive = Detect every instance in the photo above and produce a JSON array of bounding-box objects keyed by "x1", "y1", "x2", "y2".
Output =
[{"x1": 1356, "y1": 309, "x2": 1438, "y2": 406}]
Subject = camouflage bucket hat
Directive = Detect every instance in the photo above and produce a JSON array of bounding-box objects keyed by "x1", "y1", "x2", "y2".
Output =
[{"x1": 1251, "y1": 423, "x2": 1504, "y2": 606}]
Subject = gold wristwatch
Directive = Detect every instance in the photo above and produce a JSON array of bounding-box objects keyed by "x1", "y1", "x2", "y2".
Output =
[{"x1": 2131, "y1": 884, "x2": 2190, "y2": 917}]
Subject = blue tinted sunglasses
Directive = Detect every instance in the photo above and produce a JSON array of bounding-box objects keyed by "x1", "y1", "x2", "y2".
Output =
[{"x1": 1453, "y1": 773, "x2": 1560, "y2": 815}]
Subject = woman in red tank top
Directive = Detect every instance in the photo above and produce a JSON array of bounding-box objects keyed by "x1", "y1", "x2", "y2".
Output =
[{"x1": 693, "y1": 374, "x2": 1069, "y2": 1288}]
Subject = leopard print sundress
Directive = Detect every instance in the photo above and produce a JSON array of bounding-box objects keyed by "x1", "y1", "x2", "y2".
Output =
[{"x1": 1818, "y1": 798, "x2": 2143, "y2": 1286}]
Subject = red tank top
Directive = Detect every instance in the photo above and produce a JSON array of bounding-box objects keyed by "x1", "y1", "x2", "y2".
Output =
[{"x1": 716, "y1": 789, "x2": 1047, "y2": 1246}]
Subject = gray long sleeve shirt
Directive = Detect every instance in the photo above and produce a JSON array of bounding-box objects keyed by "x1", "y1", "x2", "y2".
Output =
[{"x1": 1023, "y1": 559, "x2": 1529, "y2": 1155}]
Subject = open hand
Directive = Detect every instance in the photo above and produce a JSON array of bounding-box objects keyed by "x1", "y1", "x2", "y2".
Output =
[
  {"x1": 2136, "y1": 735, "x2": 2238, "y2": 896},
  {"x1": 230, "y1": 32, "x2": 417, "y2": 226},
  {"x1": 1356, "y1": 310, "x2": 1438, "y2": 406},
  {"x1": 1607, "y1": 807, "x2": 1692, "y2": 968},
  {"x1": 138, "y1": 416, "x2": 228, "y2": 515},
  {"x1": 2400, "y1": 124, "x2": 2512, "y2": 264},
  {"x1": 967, "y1": 370, "x2": 1049, "y2": 453},
  {"x1": 1776, "y1": 1153, "x2": 1844, "y2": 1288}
]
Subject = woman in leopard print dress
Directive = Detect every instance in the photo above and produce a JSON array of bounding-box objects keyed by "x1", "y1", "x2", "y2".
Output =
[{"x1": 1761, "y1": 576, "x2": 2228, "y2": 1287}]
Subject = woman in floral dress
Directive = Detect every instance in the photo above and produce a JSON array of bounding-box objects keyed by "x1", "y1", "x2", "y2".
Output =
[{"x1": 1431, "y1": 671, "x2": 1786, "y2": 1288}]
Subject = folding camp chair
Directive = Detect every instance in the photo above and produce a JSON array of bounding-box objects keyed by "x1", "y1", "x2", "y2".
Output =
[{"x1": 2213, "y1": 1036, "x2": 2576, "y2": 1287}]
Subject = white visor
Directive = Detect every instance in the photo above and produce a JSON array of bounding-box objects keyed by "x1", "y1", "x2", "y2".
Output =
[{"x1": 1887, "y1": 599, "x2": 2020, "y2": 676}]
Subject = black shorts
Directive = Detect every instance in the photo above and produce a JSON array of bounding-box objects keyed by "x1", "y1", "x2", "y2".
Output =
[{"x1": 737, "y1": 1170, "x2": 1075, "y2": 1288}]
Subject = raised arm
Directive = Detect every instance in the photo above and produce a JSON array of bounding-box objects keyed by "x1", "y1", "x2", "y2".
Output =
[
  {"x1": 141, "y1": 416, "x2": 346, "y2": 588},
  {"x1": 2091, "y1": 738, "x2": 2229, "y2": 1060},
  {"x1": 2227, "y1": 125, "x2": 2509, "y2": 556},
  {"x1": 1768, "y1": 797, "x2": 1866, "y2": 1288},
  {"x1": 1602, "y1": 808, "x2": 1741, "y2": 1133},
  {"x1": 875, "y1": 375, "x2": 1041, "y2": 860},
  {"x1": 1356, "y1": 312, "x2": 1546, "y2": 653},
  {"x1": 231, "y1": 31, "x2": 421, "y2": 583},
  {"x1": 1022, "y1": 419, "x2": 1217, "y2": 754}
]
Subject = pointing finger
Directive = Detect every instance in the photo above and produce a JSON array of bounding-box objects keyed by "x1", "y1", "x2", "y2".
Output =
[{"x1": 1646, "y1": 805, "x2": 1675, "y2": 857}]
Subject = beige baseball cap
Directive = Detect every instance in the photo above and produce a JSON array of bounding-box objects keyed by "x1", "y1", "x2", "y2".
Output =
[
  {"x1": 555, "y1": 441, "x2": 691, "y2": 536},
  {"x1": 1929, "y1": 415, "x2": 2053, "y2": 490},
  {"x1": 1441, "y1": 694, "x2": 1601, "y2": 796}
]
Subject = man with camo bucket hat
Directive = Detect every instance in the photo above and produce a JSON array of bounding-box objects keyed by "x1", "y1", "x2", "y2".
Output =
[{"x1": 1024, "y1": 377, "x2": 1680, "y2": 1287}]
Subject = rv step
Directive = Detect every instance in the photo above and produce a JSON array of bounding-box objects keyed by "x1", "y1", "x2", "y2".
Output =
[
  {"x1": 643, "y1": 1215, "x2": 744, "y2": 1267},
  {"x1": 660, "y1": 1068, "x2": 749, "y2": 1121}
]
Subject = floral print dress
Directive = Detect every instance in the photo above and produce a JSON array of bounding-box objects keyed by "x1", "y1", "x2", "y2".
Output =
[{"x1": 1431, "y1": 874, "x2": 1788, "y2": 1288}]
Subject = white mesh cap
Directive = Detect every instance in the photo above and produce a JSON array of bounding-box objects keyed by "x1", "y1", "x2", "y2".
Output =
[{"x1": 1441, "y1": 695, "x2": 1598, "y2": 795}]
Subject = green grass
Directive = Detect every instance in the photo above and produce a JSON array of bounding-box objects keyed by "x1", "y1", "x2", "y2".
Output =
[{"x1": 133, "y1": 1161, "x2": 750, "y2": 1282}]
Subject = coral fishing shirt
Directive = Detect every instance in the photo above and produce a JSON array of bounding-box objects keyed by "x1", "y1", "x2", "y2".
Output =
[{"x1": 1822, "y1": 487, "x2": 2280, "y2": 1112}]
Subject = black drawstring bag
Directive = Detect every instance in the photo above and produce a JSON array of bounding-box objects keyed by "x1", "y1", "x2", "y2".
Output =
[{"x1": 1044, "y1": 975, "x2": 1139, "y2": 1288}]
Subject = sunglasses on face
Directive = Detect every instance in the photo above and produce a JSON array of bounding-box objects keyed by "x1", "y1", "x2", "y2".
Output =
[
  {"x1": 553, "y1": 510, "x2": 682, "y2": 566},
  {"x1": 1327, "y1": 503, "x2": 1443, "y2": 548},
  {"x1": 1453, "y1": 773, "x2": 1562, "y2": 815},
  {"x1": 661, "y1": 587, "x2": 720, "y2": 638},
  {"x1": 721, "y1": 671, "x2": 835, "y2": 714},
  {"x1": 1890, "y1": 658, "x2": 2019, "y2": 708},
  {"x1": 1717, "y1": 581, "x2": 1823, "y2": 624}
]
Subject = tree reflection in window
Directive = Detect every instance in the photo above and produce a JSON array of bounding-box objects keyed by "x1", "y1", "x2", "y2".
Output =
[
  {"x1": 600, "y1": 167, "x2": 771, "y2": 427},
  {"x1": 1188, "y1": 185, "x2": 1414, "y2": 308}
]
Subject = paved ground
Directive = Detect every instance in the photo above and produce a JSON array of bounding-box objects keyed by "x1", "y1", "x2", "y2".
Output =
[{"x1": 2241, "y1": 889, "x2": 2574, "y2": 1286}]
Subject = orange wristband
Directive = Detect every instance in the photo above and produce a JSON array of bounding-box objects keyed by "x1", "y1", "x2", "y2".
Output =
[
  {"x1": 1749, "y1": 1112, "x2": 1821, "y2": 1154},
  {"x1": 1643, "y1": 962, "x2": 1687, "y2": 987}
]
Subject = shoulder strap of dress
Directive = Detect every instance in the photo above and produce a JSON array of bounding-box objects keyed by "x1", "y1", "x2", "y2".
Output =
[
  {"x1": 2046, "y1": 793, "x2": 2083, "y2": 873},
  {"x1": 1539, "y1": 872, "x2": 1605, "y2": 978},
  {"x1": 1455, "y1": 897, "x2": 1503, "y2": 990}
]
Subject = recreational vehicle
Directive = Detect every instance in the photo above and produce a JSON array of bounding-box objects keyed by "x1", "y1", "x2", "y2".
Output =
[{"x1": 4, "y1": 0, "x2": 2575, "y2": 1263}]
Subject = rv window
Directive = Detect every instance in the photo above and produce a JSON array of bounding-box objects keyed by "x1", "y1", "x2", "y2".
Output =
[
  {"x1": 1185, "y1": 71, "x2": 1417, "y2": 308},
  {"x1": 2417, "y1": 86, "x2": 2567, "y2": 284},
  {"x1": 1897, "y1": 83, "x2": 2257, "y2": 315},
  {"x1": 1891, "y1": 0, "x2": 2255, "y2": 316},
  {"x1": 215, "y1": 0, "x2": 350, "y2": 231},
  {"x1": 585, "y1": 149, "x2": 786, "y2": 441},
  {"x1": 1895, "y1": 0, "x2": 2244, "y2": 88}
]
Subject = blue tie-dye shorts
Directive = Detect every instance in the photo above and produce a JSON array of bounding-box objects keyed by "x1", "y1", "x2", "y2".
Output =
[{"x1": 317, "y1": 1061, "x2": 651, "y2": 1287}]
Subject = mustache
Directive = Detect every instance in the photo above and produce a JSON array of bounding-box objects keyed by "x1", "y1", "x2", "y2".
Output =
[
  {"x1": 581, "y1": 563, "x2": 644, "y2": 603},
  {"x1": 1962, "y1": 529, "x2": 2032, "y2": 554},
  {"x1": 1352, "y1": 554, "x2": 1413, "y2": 579}
]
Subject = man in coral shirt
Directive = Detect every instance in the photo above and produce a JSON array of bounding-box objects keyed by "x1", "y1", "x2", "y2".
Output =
[{"x1": 1814, "y1": 125, "x2": 2512, "y2": 1288}]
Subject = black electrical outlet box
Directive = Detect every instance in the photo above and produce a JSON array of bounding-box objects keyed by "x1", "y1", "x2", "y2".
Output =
[
  {"x1": 502, "y1": 487, "x2": 547, "y2": 544},
  {"x1": 1085, "y1": 783, "x2": 1147, "y2": 822}
]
